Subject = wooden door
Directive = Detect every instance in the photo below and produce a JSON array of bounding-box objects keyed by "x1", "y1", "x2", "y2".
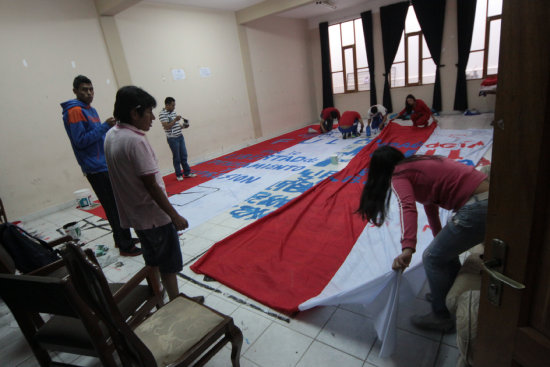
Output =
[{"x1": 474, "y1": 0, "x2": 550, "y2": 366}]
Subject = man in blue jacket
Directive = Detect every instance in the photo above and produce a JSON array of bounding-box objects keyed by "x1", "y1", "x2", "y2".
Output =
[{"x1": 61, "y1": 75, "x2": 141, "y2": 256}]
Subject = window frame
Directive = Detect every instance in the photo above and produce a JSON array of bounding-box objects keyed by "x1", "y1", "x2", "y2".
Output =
[
  {"x1": 389, "y1": 6, "x2": 435, "y2": 88},
  {"x1": 328, "y1": 18, "x2": 370, "y2": 95},
  {"x1": 405, "y1": 31, "x2": 422, "y2": 87},
  {"x1": 483, "y1": 14, "x2": 501, "y2": 78},
  {"x1": 466, "y1": 0, "x2": 502, "y2": 80}
]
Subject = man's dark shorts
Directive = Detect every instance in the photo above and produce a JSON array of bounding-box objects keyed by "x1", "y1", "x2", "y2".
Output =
[{"x1": 135, "y1": 223, "x2": 183, "y2": 273}]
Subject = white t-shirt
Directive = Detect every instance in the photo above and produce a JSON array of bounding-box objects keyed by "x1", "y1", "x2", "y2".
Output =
[
  {"x1": 366, "y1": 104, "x2": 387, "y2": 119},
  {"x1": 104, "y1": 123, "x2": 171, "y2": 230}
]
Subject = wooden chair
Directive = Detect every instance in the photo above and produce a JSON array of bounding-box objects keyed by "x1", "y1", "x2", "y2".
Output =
[
  {"x1": 62, "y1": 243, "x2": 243, "y2": 367},
  {"x1": 0, "y1": 251, "x2": 165, "y2": 366}
]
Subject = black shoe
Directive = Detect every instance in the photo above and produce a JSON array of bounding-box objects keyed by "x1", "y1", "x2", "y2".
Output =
[
  {"x1": 411, "y1": 312, "x2": 455, "y2": 332},
  {"x1": 119, "y1": 246, "x2": 142, "y2": 257},
  {"x1": 115, "y1": 238, "x2": 140, "y2": 248},
  {"x1": 343, "y1": 133, "x2": 347, "y2": 139}
]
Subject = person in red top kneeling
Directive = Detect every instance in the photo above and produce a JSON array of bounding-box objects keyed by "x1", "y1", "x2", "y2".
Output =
[
  {"x1": 338, "y1": 111, "x2": 364, "y2": 139},
  {"x1": 319, "y1": 107, "x2": 340, "y2": 133},
  {"x1": 396, "y1": 94, "x2": 437, "y2": 127}
]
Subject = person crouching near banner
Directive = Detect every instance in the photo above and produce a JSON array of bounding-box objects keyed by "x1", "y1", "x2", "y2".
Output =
[
  {"x1": 338, "y1": 110, "x2": 364, "y2": 139},
  {"x1": 319, "y1": 107, "x2": 340, "y2": 133},
  {"x1": 105, "y1": 86, "x2": 193, "y2": 302},
  {"x1": 366, "y1": 104, "x2": 388, "y2": 135},
  {"x1": 356, "y1": 146, "x2": 489, "y2": 332},
  {"x1": 395, "y1": 94, "x2": 437, "y2": 128}
]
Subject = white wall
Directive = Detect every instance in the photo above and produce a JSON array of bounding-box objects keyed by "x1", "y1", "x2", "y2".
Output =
[
  {"x1": 309, "y1": 0, "x2": 496, "y2": 115},
  {"x1": 0, "y1": 0, "x2": 319, "y2": 219},
  {"x1": 113, "y1": 2, "x2": 255, "y2": 168},
  {"x1": 244, "y1": 15, "x2": 317, "y2": 138},
  {"x1": 0, "y1": 0, "x2": 118, "y2": 218}
]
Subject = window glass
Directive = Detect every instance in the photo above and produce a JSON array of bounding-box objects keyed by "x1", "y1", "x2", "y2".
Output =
[
  {"x1": 405, "y1": 6, "x2": 421, "y2": 32},
  {"x1": 329, "y1": 25, "x2": 342, "y2": 71},
  {"x1": 486, "y1": 19, "x2": 501, "y2": 75},
  {"x1": 354, "y1": 20, "x2": 368, "y2": 68},
  {"x1": 344, "y1": 47, "x2": 356, "y2": 90},
  {"x1": 391, "y1": 63, "x2": 406, "y2": 87},
  {"x1": 394, "y1": 33, "x2": 405, "y2": 62},
  {"x1": 407, "y1": 34, "x2": 420, "y2": 84},
  {"x1": 332, "y1": 72, "x2": 344, "y2": 94},
  {"x1": 422, "y1": 37, "x2": 431, "y2": 58},
  {"x1": 422, "y1": 59, "x2": 436, "y2": 84},
  {"x1": 466, "y1": 50, "x2": 484, "y2": 79},
  {"x1": 357, "y1": 68, "x2": 370, "y2": 91},
  {"x1": 470, "y1": 0, "x2": 488, "y2": 50},
  {"x1": 487, "y1": 0, "x2": 503, "y2": 17},
  {"x1": 341, "y1": 20, "x2": 355, "y2": 47}
]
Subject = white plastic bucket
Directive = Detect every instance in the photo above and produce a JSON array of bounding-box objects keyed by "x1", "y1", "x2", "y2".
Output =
[{"x1": 74, "y1": 189, "x2": 93, "y2": 208}]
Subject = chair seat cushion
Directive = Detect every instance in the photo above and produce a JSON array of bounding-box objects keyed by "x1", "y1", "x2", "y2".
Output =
[{"x1": 134, "y1": 296, "x2": 225, "y2": 367}]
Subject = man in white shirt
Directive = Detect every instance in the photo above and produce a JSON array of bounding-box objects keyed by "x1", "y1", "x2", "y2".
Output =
[
  {"x1": 366, "y1": 104, "x2": 388, "y2": 134},
  {"x1": 159, "y1": 97, "x2": 196, "y2": 181}
]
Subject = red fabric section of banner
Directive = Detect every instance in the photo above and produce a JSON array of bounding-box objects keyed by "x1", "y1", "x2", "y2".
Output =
[
  {"x1": 191, "y1": 122, "x2": 437, "y2": 313},
  {"x1": 81, "y1": 126, "x2": 320, "y2": 219}
]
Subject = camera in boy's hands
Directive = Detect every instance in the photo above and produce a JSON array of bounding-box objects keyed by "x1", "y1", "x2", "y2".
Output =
[{"x1": 183, "y1": 118, "x2": 189, "y2": 127}]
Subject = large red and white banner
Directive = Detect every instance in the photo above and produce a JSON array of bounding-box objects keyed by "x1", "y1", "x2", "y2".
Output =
[{"x1": 191, "y1": 122, "x2": 493, "y2": 356}]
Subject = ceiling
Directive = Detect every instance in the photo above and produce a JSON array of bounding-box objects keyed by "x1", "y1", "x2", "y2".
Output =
[{"x1": 146, "y1": 0, "x2": 373, "y2": 20}]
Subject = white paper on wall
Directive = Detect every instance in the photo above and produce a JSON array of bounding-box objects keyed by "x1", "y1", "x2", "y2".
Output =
[
  {"x1": 199, "y1": 67, "x2": 211, "y2": 78},
  {"x1": 171, "y1": 68, "x2": 186, "y2": 80}
]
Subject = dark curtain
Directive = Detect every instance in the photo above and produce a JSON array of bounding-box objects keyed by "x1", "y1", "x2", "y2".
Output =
[
  {"x1": 319, "y1": 22, "x2": 334, "y2": 109},
  {"x1": 453, "y1": 0, "x2": 477, "y2": 111},
  {"x1": 380, "y1": 2, "x2": 409, "y2": 112},
  {"x1": 361, "y1": 11, "x2": 377, "y2": 106},
  {"x1": 412, "y1": 0, "x2": 446, "y2": 112}
]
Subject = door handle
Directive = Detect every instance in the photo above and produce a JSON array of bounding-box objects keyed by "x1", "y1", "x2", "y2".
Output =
[
  {"x1": 482, "y1": 259, "x2": 526, "y2": 290},
  {"x1": 483, "y1": 239, "x2": 525, "y2": 306}
]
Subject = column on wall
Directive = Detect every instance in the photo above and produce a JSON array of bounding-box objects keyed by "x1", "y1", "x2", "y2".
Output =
[
  {"x1": 412, "y1": 0, "x2": 446, "y2": 112},
  {"x1": 379, "y1": 2, "x2": 409, "y2": 112},
  {"x1": 360, "y1": 11, "x2": 377, "y2": 106}
]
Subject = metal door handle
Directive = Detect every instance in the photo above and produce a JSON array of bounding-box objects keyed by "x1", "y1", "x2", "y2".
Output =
[{"x1": 482, "y1": 259, "x2": 526, "y2": 290}]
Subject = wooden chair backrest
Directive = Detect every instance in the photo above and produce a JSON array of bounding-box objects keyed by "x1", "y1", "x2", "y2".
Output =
[{"x1": 62, "y1": 243, "x2": 157, "y2": 366}]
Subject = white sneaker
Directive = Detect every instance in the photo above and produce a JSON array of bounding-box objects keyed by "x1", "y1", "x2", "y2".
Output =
[
  {"x1": 176, "y1": 176, "x2": 184, "y2": 181},
  {"x1": 184, "y1": 173, "x2": 197, "y2": 178}
]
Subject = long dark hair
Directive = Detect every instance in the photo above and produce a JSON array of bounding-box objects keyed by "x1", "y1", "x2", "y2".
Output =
[
  {"x1": 405, "y1": 94, "x2": 416, "y2": 115},
  {"x1": 357, "y1": 145, "x2": 441, "y2": 225}
]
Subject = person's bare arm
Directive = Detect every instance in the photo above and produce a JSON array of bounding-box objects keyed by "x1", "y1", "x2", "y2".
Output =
[{"x1": 139, "y1": 174, "x2": 188, "y2": 230}]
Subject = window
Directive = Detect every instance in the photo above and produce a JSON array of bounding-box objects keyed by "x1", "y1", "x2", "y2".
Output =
[
  {"x1": 329, "y1": 19, "x2": 369, "y2": 94},
  {"x1": 466, "y1": 0, "x2": 502, "y2": 79},
  {"x1": 390, "y1": 5, "x2": 436, "y2": 87}
]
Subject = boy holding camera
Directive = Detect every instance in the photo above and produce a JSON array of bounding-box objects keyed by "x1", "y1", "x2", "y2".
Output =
[{"x1": 159, "y1": 97, "x2": 196, "y2": 181}]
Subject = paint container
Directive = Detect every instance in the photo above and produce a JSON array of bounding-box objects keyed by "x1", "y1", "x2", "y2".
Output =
[
  {"x1": 63, "y1": 221, "x2": 81, "y2": 240},
  {"x1": 330, "y1": 155, "x2": 338, "y2": 165},
  {"x1": 74, "y1": 189, "x2": 93, "y2": 208}
]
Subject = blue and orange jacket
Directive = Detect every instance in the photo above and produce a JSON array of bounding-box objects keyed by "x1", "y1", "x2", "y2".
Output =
[{"x1": 61, "y1": 99, "x2": 111, "y2": 174}]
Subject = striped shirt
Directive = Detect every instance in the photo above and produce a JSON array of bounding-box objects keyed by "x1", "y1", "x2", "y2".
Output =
[{"x1": 159, "y1": 108, "x2": 182, "y2": 138}]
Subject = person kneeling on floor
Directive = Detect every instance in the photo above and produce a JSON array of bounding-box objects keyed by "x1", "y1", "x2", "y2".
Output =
[
  {"x1": 319, "y1": 107, "x2": 340, "y2": 133},
  {"x1": 338, "y1": 111, "x2": 364, "y2": 139}
]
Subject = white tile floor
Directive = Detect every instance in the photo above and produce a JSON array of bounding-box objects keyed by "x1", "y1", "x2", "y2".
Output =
[{"x1": 0, "y1": 113, "x2": 494, "y2": 367}]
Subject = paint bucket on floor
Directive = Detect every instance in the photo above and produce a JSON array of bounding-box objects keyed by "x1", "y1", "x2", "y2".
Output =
[
  {"x1": 74, "y1": 189, "x2": 93, "y2": 209},
  {"x1": 63, "y1": 221, "x2": 81, "y2": 240}
]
